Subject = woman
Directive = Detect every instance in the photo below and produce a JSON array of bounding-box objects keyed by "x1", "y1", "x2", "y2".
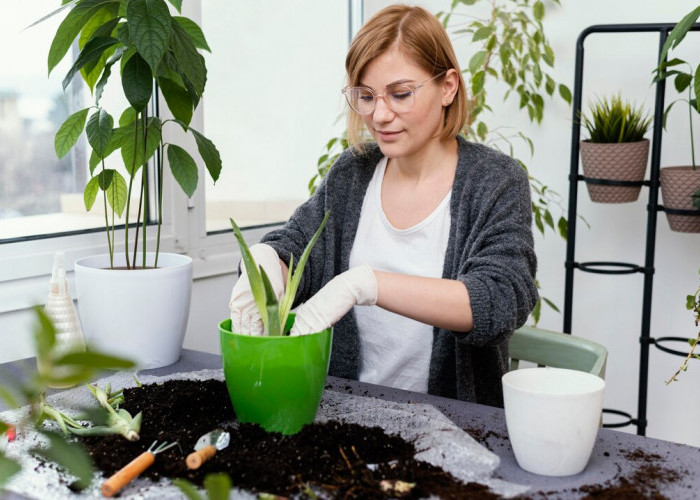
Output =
[{"x1": 229, "y1": 4, "x2": 538, "y2": 407}]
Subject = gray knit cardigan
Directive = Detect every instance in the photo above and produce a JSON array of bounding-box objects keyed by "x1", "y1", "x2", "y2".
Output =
[{"x1": 261, "y1": 136, "x2": 538, "y2": 407}]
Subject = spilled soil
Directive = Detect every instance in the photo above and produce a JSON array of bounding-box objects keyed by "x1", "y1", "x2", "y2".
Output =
[
  {"x1": 66, "y1": 379, "x2": 684, "y2": 499},
  {"x1": 78, "y1": 379, "x2": 499, "y2": 499}
]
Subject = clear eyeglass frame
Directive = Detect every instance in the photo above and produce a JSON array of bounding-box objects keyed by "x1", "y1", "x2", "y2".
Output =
[{"x1": 342, "y1": 70, "x2": 447, "y2": 115}]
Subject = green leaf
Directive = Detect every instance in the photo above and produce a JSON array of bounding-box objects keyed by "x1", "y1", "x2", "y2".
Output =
[
  {"x1": 86, "y1": 108, "x2": 114, "y2": 158},
  {"x1": 34, "y1": 307, "x2": 57, "y2": 363},
  {"x1": 190, "y1": 128, "x2": 222, "y2": 182},
  {"x1": 97, "y1": 168, "x2": 115, "y2": 190},
  {"x1": 477, "y1": 121, "x2": 488, "y2": 140},
  {"x1": 533, "y1": 1, "x2": 544, "y2": 21},
  {"x1": 166, "y1": 0, "x2": 182, "y2": 13},
  {"x1": 122, "y1": 52, "x2": 153, "y2": 111},
  {"x1": 695, "y1": 64, "x2": 700, "y2": 113},
  {"x1": 95, "y1": 46, "x2": 127, "y2": 105},
  {"x1": 468, "y1": 50, "x2": 488, "y2": 74},
  {"x1": 158, "y1": 76, "x2": 194, "y2": 124},
  {"x1": 0, "y1": 454, "x2": 22, "y2": 489},
  {"x1": 173, "y1": 16, "x2": 210, "y2": 51},
  {"x1": 472, "y1": 70, "x2": 485, "y2": 95},
  {"x1": 105, "y1": 170, "x2": 127, "y2": 217},
  {"x1": 674, "y1": 72, "x2": 692, "y2": 93},
  {"x1": 167, "y1": 144, "x2": 199, "y2": 197},
  {"x1": 120, "y1": 117, "x2": 162, "y2": 176},
  {"x1": 229, "y1": 218, "x2": 269, "y2": 331},
  {"x1": 31, "y1": 431, "x2": 93, "y2": 490},
  {"x1": 542, "y1": 297, "x2": 560, "y2": 313},
  {"x1": 170, "y1": 19, "x2": 207, "y2": 95},
  {"x1": 54, "y1": 351, "x2": 135, "y2": 369},
  {"x1": 204, "y1": 473, "x2": 232, "y2": 500},
  {"x1": 472, "y1": 26, "x2": 493, "y2": 42},
  {"x1": 543, "y1": 44, "x2": 555, "y2": 67},
  {"x1": 55, "y1": 108, "x2": 90, "y2": 158},
  {"x1": 557, "y1": 216, "x2": 568, "y2": 239},
  {"x1": 558, "y1": 84, "x2": 572, "y2": 105},
  {"x1": 278, "y1": 211, "x2": 331, "y2": 332},
  {"x1": 127, "y1": 0, "x2": 172, "y2": 74},
  {"x1": 62, "y1": 36, "x2": 119, "y2": 91},
  {"x1": 79, "y1": 8, "x2": 120, "y2": 89},
  {"x1": 84, "y1": 176, "x2": 100, "y2": 210},
  {"x1": 659, "y1": 6, "x2": 700, "y2": 64},
  {"x1": 172, "y1": 478, "x2": 204, "y2": 500},
  {"x1": 260, "y1": 267, "x2": 281, "y2": 336},
  {"x1": 47, "y1": 0, "x2": 114, "y2": 75}
]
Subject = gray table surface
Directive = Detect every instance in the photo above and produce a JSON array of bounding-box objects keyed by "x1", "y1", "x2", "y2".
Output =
[{"x1": 2, "y1": 349, "x2": 699, "y2": 499}]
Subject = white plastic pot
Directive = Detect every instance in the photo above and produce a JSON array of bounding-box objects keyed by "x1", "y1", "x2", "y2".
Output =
[
  {"x1": 502, "y1": 367, "x2": 605, "y2": 477},
  {"x1": 74, "y1": 252, "x2": 193, "y2": 369}
]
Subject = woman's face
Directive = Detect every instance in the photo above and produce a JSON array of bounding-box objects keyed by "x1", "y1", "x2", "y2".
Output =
[{"x1": 358, "y1": 47, "x2": 454, "y2": 161}]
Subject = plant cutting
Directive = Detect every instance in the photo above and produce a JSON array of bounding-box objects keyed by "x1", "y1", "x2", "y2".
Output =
[
  {"x1": 579, "y1": 94, "x2": 652, "y2": 203},
  {"x1": 0, "y1": 307, "x2": 135, "y2": 491},
  {"x1": 220, "y1": 212, "x2": 333, "y2": 434},
  {"x1": 653, "y1": 5, "x2": 700, "y2": 232},
  {"x1": 33, "y1": 0, "x2": 222, "y2": 368}
]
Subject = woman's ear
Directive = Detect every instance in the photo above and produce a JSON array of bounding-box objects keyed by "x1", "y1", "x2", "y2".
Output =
[{"x1": 442, "y1": 68, "x2": 459, "y2": 106}]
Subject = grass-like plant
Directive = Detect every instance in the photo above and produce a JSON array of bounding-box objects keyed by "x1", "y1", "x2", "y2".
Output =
[
  {"x1": 229, "y1": 211, "x2": 330, "y2": 336},
  {"x1": 581, "y1": 95, "x2": 652, "y2": 143}
]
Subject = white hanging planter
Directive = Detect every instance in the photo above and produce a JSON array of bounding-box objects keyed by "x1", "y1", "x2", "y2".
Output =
[{"x1": 74, "y1": 253, "x2": 193, "y2": 369}]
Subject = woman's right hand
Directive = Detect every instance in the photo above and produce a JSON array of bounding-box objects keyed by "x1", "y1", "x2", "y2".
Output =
[{"x1": 229, "y1": 243, "x2": 286, "y2": 335}]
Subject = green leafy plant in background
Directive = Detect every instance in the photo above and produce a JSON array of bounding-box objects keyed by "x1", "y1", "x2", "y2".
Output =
[
  {"x1": 580, "y1": 95, "x2": 652, "y2": 143},
  {"x1": 33, "y1": 0, "x2": 222, "y2": 269},
  {"x1": 229, "y1": 211, "x2": 331, "y2": 336},
  {"x1": 666, "y1": 268, "x2": 700, "y2": 384},
  {"x1": 0, "y1": 307, "x2": 135, "y2": 490},
  {"x1": 653, "y1": 4, "x2": 700, "y2": 206},
  {"x1": 311, "y1": 0, "x2": 572, "y2": 324}
]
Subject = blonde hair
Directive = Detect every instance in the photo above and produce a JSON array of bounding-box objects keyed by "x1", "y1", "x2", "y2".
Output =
[{"x1": 344, "y1": 4, "x2": 467, "y2": 149}]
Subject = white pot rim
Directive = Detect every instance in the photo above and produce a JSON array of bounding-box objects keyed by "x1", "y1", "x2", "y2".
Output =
[{"x1": 75, "y1": 252, "x2": 192, "y2": 273}]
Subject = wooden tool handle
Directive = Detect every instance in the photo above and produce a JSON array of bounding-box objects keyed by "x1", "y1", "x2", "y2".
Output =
[
  {"x1": 186, "y1": 445, "x2": 217, "y2": 470},
  {"x1": 101, "y1": 451, "x2": 155, "y2": 497}
]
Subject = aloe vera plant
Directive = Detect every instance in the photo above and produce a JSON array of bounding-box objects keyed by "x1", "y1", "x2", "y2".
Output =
[{"x1": 229, "y1": 211, "x2": 330, "y2": 336}]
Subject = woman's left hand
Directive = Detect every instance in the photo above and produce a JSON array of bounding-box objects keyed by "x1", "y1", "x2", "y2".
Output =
[{"x1": 290, "y1": 265, "x2": 377, "y2": 335}]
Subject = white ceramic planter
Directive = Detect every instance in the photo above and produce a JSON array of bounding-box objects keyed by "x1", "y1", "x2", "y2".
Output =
[
  {"x1": 502, "y1": 367, "x2": 605, "y2": 477},
  {"x1": 74, "y1": 253, "x2": 193, "y2": 369}
]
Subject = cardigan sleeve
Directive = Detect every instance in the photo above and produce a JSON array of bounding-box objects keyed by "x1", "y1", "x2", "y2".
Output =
[{"x1": 451, "y1": 151, "x2": 539, "y2": 346}]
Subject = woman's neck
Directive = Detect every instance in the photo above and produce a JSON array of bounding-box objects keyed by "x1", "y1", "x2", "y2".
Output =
[{"x1": 386, "y1": 137, "x2": 459, "y2": 184}]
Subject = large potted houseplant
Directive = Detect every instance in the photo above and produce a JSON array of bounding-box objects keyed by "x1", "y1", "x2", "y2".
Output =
[
  {"x1": 654, "y1": 5, "x2": 700, "y2": 233},
  {"x1": 579, "y1": 95, "x2": 652, "y2": 203},
  {"x1": 36, "y1": 0, "x2": 222, "y2": 368},
  {"x1": 219, "y1": 213, "x2": 332, "y2": 435}
]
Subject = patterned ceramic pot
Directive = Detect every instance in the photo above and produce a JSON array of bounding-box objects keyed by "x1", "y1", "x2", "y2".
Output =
[
  {"x1": 659, "y1": 166, "x2": 700, "y2": 233},
  {"x1": 580, "y1": 139, "x2": 649, "y2": 203}
]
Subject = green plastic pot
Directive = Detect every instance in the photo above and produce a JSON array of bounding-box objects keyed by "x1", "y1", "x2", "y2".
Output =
[{"x1": 218, "y1": 316, "x2": 333, "y2": 435}]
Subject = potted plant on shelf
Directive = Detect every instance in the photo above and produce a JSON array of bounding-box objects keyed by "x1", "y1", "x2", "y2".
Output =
[
  {"x1": 35, "y1": 0, "x2": 222, "y2": 368},
  {"x1": 654, "y1": 5, "x2": 700, "y2": 233},
  {"x1": 218, "y1": 213, "x2": 332, "y2": 435},
  {"x1": 579, "y1": 95, "x2": 652, "y2": 203}
]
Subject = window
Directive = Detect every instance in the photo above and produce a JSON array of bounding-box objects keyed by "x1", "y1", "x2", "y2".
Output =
[
  {"x1": 200, "y1": 1, "x2": 349, "y2": 232},
  {"x1": 0, "y1": 2, "x2": 145, "y2": 242}
]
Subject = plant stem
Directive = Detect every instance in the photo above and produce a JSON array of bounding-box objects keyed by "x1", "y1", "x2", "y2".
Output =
[
  {"x1": 666, "y1": 331, "x2": 700, "y2": 384},
  {"x1": 155, "y1": 141, "x2": 164, "y2": 268},
  {"x1": 100, "y1": 162, "x2": 113, "y2": 269},
  {"x1": 142, "y1": 112, "x2": 149, "y2": 269},
  {"x1": 689, "y1": 84, "x2": 696, "y2": 168},
  {"x1": 133, "y1": 174, "x2": 143, "y2": 267}
]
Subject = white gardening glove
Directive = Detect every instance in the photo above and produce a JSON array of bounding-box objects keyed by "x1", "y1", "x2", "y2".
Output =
[
  {"x1": 290, "y1": 265, "x2": 377, "y2": 336},
  {"x1": 229, "y1": 243, "x2": 286, "y2": 335}
]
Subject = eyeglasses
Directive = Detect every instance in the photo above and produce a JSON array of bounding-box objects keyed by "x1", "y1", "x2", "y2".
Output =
[{"x1": 342, "y1": 71, "x2": 447, "y2": 115}]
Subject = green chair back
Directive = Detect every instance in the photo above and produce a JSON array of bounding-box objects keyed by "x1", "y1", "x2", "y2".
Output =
[{"x1": 509, "y1": 325, "x2": 608, "y2": 378}]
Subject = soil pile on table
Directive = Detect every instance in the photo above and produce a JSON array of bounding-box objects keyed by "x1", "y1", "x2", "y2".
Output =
[{"x1": 78, "y1": 379, "x2": 499, "y2": 499}]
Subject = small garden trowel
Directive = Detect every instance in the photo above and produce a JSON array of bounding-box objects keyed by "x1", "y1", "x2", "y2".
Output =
[{"x1": 186, "y1": 429, "x2": 230, "y2": 469}]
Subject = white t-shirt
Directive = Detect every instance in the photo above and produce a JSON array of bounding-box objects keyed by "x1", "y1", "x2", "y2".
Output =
[{"x1": 349, "y1": 156, "x2": 452, "y2": 393}]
